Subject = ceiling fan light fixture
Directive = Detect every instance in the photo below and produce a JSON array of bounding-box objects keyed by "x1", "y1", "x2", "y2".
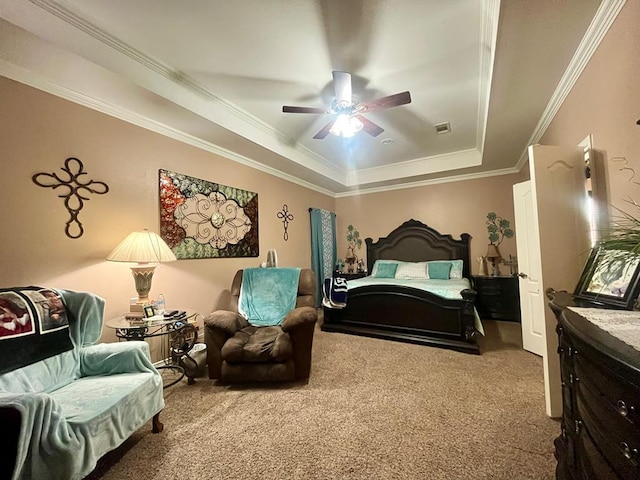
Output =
[{"x1": 330, "y1": 114, "x2": 363, "y2": 138}]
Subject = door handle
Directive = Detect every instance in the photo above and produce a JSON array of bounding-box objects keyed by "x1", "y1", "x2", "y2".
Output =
[{"x1": 517, "y1": 272, "x2": 528, "y2": 279}]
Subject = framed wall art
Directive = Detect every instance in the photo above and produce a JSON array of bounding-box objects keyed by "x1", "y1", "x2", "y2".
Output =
[
  {"x1": 159, "y1": 169, "x2": 259, "y2": 259},
  {"x1": 574, "y1": 247, "x2": 640, "y2": 309}
]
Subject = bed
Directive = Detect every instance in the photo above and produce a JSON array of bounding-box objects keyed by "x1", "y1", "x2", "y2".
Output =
[{"x1": 322, "y1": 219, "x2": 480, "y2": 354}]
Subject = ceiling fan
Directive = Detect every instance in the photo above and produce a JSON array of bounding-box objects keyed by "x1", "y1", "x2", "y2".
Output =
[{"x1": 282, "y1": 71, "x2": 412, "y2": 139}]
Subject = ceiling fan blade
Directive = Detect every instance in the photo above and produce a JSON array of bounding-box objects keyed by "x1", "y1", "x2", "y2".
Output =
[
  {"x1": 313, "y1": 121, "x2": 335, "y2": 139},
  {"x1": 332, "y1": 71, "x2": 352, "y2": 104},
  {"x1": 358, "y1": 91, "x2": 412, "y2": 113},
  {"x1": 355, "y1": 115, "x2": 384, "y2": 137},
  {"x1": 282, "y1": 106, "x2": 328, "y2": 114}
]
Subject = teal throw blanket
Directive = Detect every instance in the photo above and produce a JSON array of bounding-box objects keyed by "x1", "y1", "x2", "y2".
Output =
[{"x1": 239, "y1": 267, "x2": 301, "y2": 326}]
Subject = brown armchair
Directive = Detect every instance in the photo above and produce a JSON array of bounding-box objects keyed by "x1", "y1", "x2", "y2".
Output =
[{"x1": 204, "y1": 268, "x2": 317, "y2": 383}]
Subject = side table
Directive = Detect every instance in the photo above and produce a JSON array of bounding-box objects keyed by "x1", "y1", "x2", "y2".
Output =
[
  {"x1": 334, "y1": 272, "x2": 367, "y2": 281},
  {"x1": 105, "y1": 310, "x2": 200, "y2": 387},
  {"x1": 472, "y1": 275, "x2": 521, "y2": 322}
]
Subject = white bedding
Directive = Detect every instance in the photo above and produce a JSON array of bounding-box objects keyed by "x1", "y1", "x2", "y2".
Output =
[
  {"x1": 347, "y1": 276, "x2": 471, "y2": 298},
  {"x1": 346, "y1": 276, "x2": 484, "y2": 335}
]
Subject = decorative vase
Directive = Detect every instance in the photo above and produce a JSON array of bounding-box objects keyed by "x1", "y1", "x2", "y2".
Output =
[{"x1": 478, "y1": 256, "x2": 488, "y2": 276}]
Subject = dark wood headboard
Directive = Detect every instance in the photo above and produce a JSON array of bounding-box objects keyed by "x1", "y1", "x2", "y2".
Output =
[{"x1": 365, "y1": 219, "x2": 472, "y2": 279}]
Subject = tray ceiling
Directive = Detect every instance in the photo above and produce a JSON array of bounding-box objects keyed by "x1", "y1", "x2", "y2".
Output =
[{"x1": 0, "y1": 0, "x2": 609, "y2": 195}]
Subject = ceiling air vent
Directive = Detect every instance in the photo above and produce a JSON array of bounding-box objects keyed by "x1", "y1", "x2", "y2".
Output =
[{"x1": 435, "y1": 122, "x2": 451, "y2": 135}]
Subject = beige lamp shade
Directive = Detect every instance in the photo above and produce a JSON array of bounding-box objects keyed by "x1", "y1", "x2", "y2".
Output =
[
  {"x1": 345, "y1": 247, "x2": 356, "y2": 262},
  {"x1": 106, "y1": 229, "x2": 176, "y2": 308},
  {"x1": 106, "y1": 229, "x2": 177, "y2": 263},
  {"x1": 485, "y1": 244, "x2": 502, "y2": 276},
  {"x1": 485, "y1": 244, "x2": 501, "y2": 260}
]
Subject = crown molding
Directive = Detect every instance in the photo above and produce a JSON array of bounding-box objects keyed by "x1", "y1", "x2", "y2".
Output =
[
  {"x1": 336, "y1": 166, "x2": 521, "y2": 198},
  {"x1": 346, "y1": 149, "x2": 482, "y2": 186},
  {"x1": 0, "y1": 60, "x2": 337, "y2": 198},
  {"x1": 517, "y1": 0, "x2": 627, "y2": 167},
  {"x1": 476, "y1": 0, "x2": 501, "y2": 153}
]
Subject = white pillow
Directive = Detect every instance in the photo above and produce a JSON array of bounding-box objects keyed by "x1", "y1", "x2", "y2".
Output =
[{"x1": 394, "y1": 262, "x2": 428, "y2": 279}]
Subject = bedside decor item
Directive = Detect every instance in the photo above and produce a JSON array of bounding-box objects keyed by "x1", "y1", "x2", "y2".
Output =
[
  {"x1": 503, "y1": 254, "x2": 518, "y2": 276},
  {"x1": 277, "y1": 204, "x2": 294, "y2": 241},
  {"x1": 32, "y1": 157, "x2": 109, "y2": 239},
  {"x1": 106, "y1": 229, "x2": 177, "y2": 311},
  {"x1": 159, "y1": 169, "x2": 258, "y2": 259},
  {"x1": 486, "y1": 212, "x2": 514, "y2": 246},
  {"x1": 266, "y1": 248, "x2": 278, "y2": 267},
  {"x1": 574, "y1": 246, "x2": 640, "y2": 309},
  {"x1": 485, "y1": 244, "x2": 502, "y2": 276},
  {"x1": 485, "y1": 212, "x2": 514, "y2": 276},
  {"x1": 477, "y1": 256, "x2": 488, "y2": 276},
  {"x1": 345, "y1": 224, "x2": 362, "y2": 273}
]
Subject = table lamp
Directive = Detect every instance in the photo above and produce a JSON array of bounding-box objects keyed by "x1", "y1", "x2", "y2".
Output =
[
  {"x1": 345, "y1": 247, "x2": 357, "y2": 273},
  {"x1": 106, "y1": 229, "x2": 177, "y2": 311},
  {"x1": 485, "y1": 244, "x2": 502, "y2": 276}
]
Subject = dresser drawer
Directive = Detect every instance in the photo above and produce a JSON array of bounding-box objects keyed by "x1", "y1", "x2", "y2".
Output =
[
  {"x1": 548, "y1": 290, "x2": 640, "y2": 480},
  {"x1": 472, "y1": 276, "x2": 521, "y2": 321},
  {"x1": 577, "y1": 394, "x2": 640, "y2": 480},
  {"x1": 574, "y1": 349, "x2": 640, "y2": 427},
  {"x1": 576, "y1": 424, "x2": 620, "y2": 480}
]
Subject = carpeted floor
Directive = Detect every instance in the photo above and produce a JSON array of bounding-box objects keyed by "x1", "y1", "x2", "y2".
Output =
[{"x1": 86, "y1": 319, "x2": 559, "y2": 480}]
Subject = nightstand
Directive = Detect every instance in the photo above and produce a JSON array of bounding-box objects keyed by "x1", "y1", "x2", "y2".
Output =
[
  {"x1": 334, "y1": 272, "x2": 367, "y2": 281},
  {"x1": 472, "y1": 275, "x2": 521, "y2": 322}
]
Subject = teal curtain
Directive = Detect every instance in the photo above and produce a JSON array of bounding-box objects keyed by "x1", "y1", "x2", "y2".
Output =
[{"x1": 309, "y1": 208, "x2": 337, "y2": 307}]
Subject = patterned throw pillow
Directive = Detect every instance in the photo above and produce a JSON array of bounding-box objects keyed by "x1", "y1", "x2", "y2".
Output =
[
  {"x1": 394, "y1": 262, "x2": 428, "y2": 279},
  {"x1": 449, "y1": 260, "x2": 464, "y2": 279},
  {"x1": 0, "y1": 287, "x2": 72, "y2": 374}
]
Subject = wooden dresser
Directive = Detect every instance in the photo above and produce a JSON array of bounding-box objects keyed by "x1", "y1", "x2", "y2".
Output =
[{"x1": 548, "y1": 290, "x2": 640, "y2": 480}]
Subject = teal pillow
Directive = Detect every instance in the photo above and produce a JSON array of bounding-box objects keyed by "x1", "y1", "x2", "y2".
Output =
[
  {"x1": 428, "y1": 262, "x2": 452, "y2": 280},
  {"x1": 374, "y1": 263, "x2": 398, "y2": 278}
]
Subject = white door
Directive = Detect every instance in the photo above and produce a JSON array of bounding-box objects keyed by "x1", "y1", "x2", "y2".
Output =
[
  {"x1": 513, "y1": 181, "x2": 545, "y2": 356},
  {"x1": 516, "y1": 144, "x2": 591, "y2": 418}
]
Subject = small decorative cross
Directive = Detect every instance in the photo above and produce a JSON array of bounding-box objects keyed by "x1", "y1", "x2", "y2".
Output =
[
  {"x1": 32, "y1": 157, "x2": 109, "y2": 239},
  {"x1": 277, "y1": 204, "x2": 294, "y2": 241}
]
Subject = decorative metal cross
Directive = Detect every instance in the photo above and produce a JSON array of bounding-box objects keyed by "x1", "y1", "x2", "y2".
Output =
[
  {"x1": 277, "y1": 204, "x2": 294, "y2": 241},
  {"x1": 32, "y1": 157, "x2": 109, "y2": 239}
]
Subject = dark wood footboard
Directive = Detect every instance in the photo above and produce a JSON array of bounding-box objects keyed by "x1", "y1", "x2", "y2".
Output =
[
  {"x1": 324, "y1": 219, "x2": 480, "y2": 354},
  {"x1": 322, "y1": 285, "x2": 479, "y2": 354}
]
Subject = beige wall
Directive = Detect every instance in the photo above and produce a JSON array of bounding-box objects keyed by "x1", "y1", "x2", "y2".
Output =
[
  {"x1": 336, "y1": 171, "x2": 529, "y2": 274},
  {"x1": 0, "y1": 76, "x2": 333, "y2": 355},
  {"x1": 2, "y1": 67, "x2": 532, "y2": 356},
  {"x1": 541, "y1": 1, "x2": 640, "y2": 222}
]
